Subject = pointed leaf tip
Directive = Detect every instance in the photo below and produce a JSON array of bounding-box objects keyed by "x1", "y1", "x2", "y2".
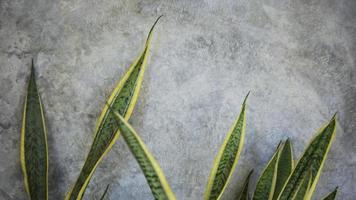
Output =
[
  {"x1": 66, "y1": 18, "x2": 155, "y2": 199},
  {"x1": 205, "y1": 96, "x2": 248, "y2": 200},
  {"x1": 147, "y1": 15, "x2": 163, "y2": 39},
  {"x1": 21, "y1": 59, "x2": 48, "y2": 199},
  {"x1": 243, "y1": 91, "x2": 250, "y2": 105},
  {"x1": 278, "y1": 116, "x2": 337, "y2": 200},
  {"x1": 237, "y1": 170, "x2": 254, "y2": 200},
  {"x1": 321, "y1": 187, "x2": 338, "y2": 200},
  {"x1": 276, "y1": 140, "x2": 283, "y2": 149},
  {"x1": 331, "y1": 112, "x2": 338, "y2": 121},
  {"x1": 30, "y1": 59, "x2": 35, "y2": 78}
]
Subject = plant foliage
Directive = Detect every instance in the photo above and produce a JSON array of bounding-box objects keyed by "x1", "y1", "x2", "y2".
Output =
[{"x1": 19, "y1": 17, "x2": 340, "y2": 200}]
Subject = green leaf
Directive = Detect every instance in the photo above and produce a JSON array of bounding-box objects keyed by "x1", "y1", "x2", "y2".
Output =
[
  {"x1": 320, "y1": 187, "x2": 338, "y2": 200},
  {"x1": 99, "y1": 184, "x2": 110, "y2": 200},
  {"x1": 21, "y1": 61, "x2": 48, "y2": 200},
  {"x1": 277, "y1": 115, "x2": 337, "y2": 200},
  {"x1": 237, "y1": 170, "x2": 253, "y2": 200},
  {"x1": 204, "y1": 93, "x2": 249, "y2": 200},
  {"x1": 112, "y1": 111, "x2": 176, "y2": 200},
  {"x1": 272, "y1": 139, "x2": 294, "y2": 200},
  {"x1": 252, "y1": 143, "x2": 280, "y2": 200},
  {"x1": 66, "y1": 16, "x2": 162, "y2": 200},
  {"x1": 291, "y1": 170, "x2": 312, "y2": 200}
]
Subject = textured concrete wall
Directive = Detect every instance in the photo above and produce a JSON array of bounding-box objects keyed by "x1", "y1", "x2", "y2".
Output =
[{"x1": 0, "y1": 0, "x2": 355, "y2": 199}]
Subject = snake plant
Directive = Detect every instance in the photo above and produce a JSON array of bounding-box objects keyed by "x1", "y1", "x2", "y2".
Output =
[
  {"x1": 21, "y1": 60, "x2": 48, "y2": 200},
  {"x1": 204, "y1": 99, "x2": 338, "y2": 200},
  {"x1": 21, "y1": 17, "x2": 166, "y2": 200},
  {"x1": 19, "y1": 16, "x2": 340, "y2": 200},
  {"x1": 232, "y1": 118, "x2": 337, "y2": 200}
]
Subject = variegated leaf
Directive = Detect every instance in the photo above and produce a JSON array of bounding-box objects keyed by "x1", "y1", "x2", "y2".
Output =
[
  {"x1": 113, "y1": 112, "x2": 176, "y2": 200},
  {"x1": 272, "y1": 139, "x2": 294, "y2": 200},
  {"x1": 253, "y1": 143, "x2": 280, "y2": 200},
  {"x1": 66, "y1": 16, "x2": 162, "y2": 200},
  {"x1": 21, "y1": 61, "x2": 48, "y2": 200},
  {"x1": 277, "y1": 115, "x2": 337, "y2": 200},
  {"x1": 204, "y1": 93, "x2": 249, "y2": 200},
  {"x1": 291, "y1": 170, "x2": 312, "y2": 200}
]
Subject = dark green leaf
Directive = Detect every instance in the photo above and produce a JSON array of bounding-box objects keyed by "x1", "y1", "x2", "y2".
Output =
[
  {"x1": 21, "y1": 61, "x2": 48, "y2": 200},
  {"x1": 277, "y1": 115, "x2": 337, "y2": 200}
]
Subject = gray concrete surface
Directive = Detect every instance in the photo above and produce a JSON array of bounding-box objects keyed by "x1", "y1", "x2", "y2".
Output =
[{"x1": 0, "y1": 0, "x2": 355, "y2": 199}]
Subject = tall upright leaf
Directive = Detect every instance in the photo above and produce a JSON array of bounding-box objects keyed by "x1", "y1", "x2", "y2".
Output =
[
  {"x1": 112, "y1": 111, "x2": 176, "y2": 200},
  {"x1": 21, "y1": 61, "x2": 48, "y2": 200},
  {"x1": 65, "y1": 16, "x2": 162, "y2": 200},
  {"x1": 272, "y1": 139, "x2": 294, "y2": 200},
  {"x1": 252, "y1": 143, "x2": 280, "y2": 200},
  {"x1": 277, "y1": 115, "x2": 337, "y2": 200},
  {"x1": 204, "y1": 93, "x2": 248, "y2": 200},
  {"x1": 320, "y1": 187, "x2": 338, "y2": 200},
  {"x1": 237, "y1": 170, "x2": 253, "y2": 200}
]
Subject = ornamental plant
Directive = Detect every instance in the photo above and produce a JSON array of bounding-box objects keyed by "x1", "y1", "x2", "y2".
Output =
[{"x1": 20, "y1": 17, "x2": 338, "y2": 200}]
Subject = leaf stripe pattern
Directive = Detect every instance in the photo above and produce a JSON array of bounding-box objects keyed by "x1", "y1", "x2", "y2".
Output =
[
  {"x1": 272, "y1": 140, "x2": 293, "y2": 200},
  {"x1": 237, "y1": 170, "x2": 253, "y2": 200},
  {"x1": 21, "y1": 61, "x2": 48, "y2": 200},
  {"x1": 205, "y1": 93, "x2": 248, "y2": 200},
  {"x1": 277, "y1": 115, "x2": 337, "y2": 200},
  {"x1": 66, "y1": 16, "x2": 162, "y2": 200},
  {"x1": 253, "y1": 143, "x2": 280, "y2": 200},
  {"x1": 291, "y1": 170, "x2": 312, "y2": 200},
  {"x1": 113, "y1": 112, "x2": 176, "y2": 200}
]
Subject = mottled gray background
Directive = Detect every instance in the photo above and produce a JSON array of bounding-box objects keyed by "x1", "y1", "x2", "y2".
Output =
[{"x1": 0, "y1": 0, "x2": 355, "y2": 199}]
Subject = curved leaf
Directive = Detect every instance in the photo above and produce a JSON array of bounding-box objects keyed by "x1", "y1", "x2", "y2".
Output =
[
  {"x1": 277, "y1": 115, "x2": 337, "y2": 200},
  {"x1": 320, "y1": 187, "x2": 338, "y2": 200},
  {"x1": 99, "y1": 184, "x2": 110, "y2": 200},
  {"x1": 252, "y1": 143, "x2": 280, "y2": 200},
  {"x1": 113, "y1": 112, "x2": 176, "y2": 200},
  {"x1": 204, "y1": 93, "x2": 249, "y2": 200},
  {"x1": 66, "y1": 16, "x2": 162, "y2": 200},
  {"x1": 21, "y1": 61, "x2": 48, "y2": 200},
  {"x1": 237, "y1": 170, "x2": 253, "y2": 200},
  {"x1": 272, "y1": 139, "x2": 294, "y2": 200}
]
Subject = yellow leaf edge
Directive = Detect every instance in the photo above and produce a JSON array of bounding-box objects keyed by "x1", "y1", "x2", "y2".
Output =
[
  {"x1": 204, "y1": 93, "x2": 248, "y2": 200},
  {"x1": 114, "y1": 112, "x2": 177, "y2": 200},
  {"x1": 276, "y1": 114, "x2": 337, "y2": 200},
  {"x1": 65, "y1": 16, "x2": 162, "y2": 200},
  {"x1": 252, "y1": 142, "x2": 282, "y2": 200},
  {"x1": 20, "y1": 65, "x2": 49, "y2": 199},
  {"x1": 290, "y1": 170, "x2": 312, "y2": 200}
]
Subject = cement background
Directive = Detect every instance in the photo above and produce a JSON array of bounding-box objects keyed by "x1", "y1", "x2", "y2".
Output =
[{"x1": 0, "y1": 0, "x2": 355, "y2": 199}]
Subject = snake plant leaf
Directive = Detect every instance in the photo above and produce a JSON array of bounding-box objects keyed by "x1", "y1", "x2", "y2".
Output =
[
  {"x1": 291, "y1": 170, "x2": 312, "y2": 200},
  {"x1": 252, "y1": 143, "x2": 281, "y2": 200},
  {"x1": 237, "y1": 170, "x2": 253, "y2": 200},
  {"x1": 21, "y1": 61, "x2": 48, "y2": 200},
  {"x1": 66, "y1": 16, "x2": 162, "y2": 200},
  {"x1": 272, "y1": 139, "x2": 294, "y2": 200},
  {"x1": 277, "y1": 114, "x2": 337, "y2": 200},
  {"x1": 112, "y1": 111, "x2": 176, "y2": 200},
  {"x1": 99, "y1": 184, "x2": 110, "y2": 200},
  {"x1": 204, "y1": 93, "x2": 249, "y2": 200},
  {"x1": 320, "y1": 187, "x2": 338, "y2": 200}
]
